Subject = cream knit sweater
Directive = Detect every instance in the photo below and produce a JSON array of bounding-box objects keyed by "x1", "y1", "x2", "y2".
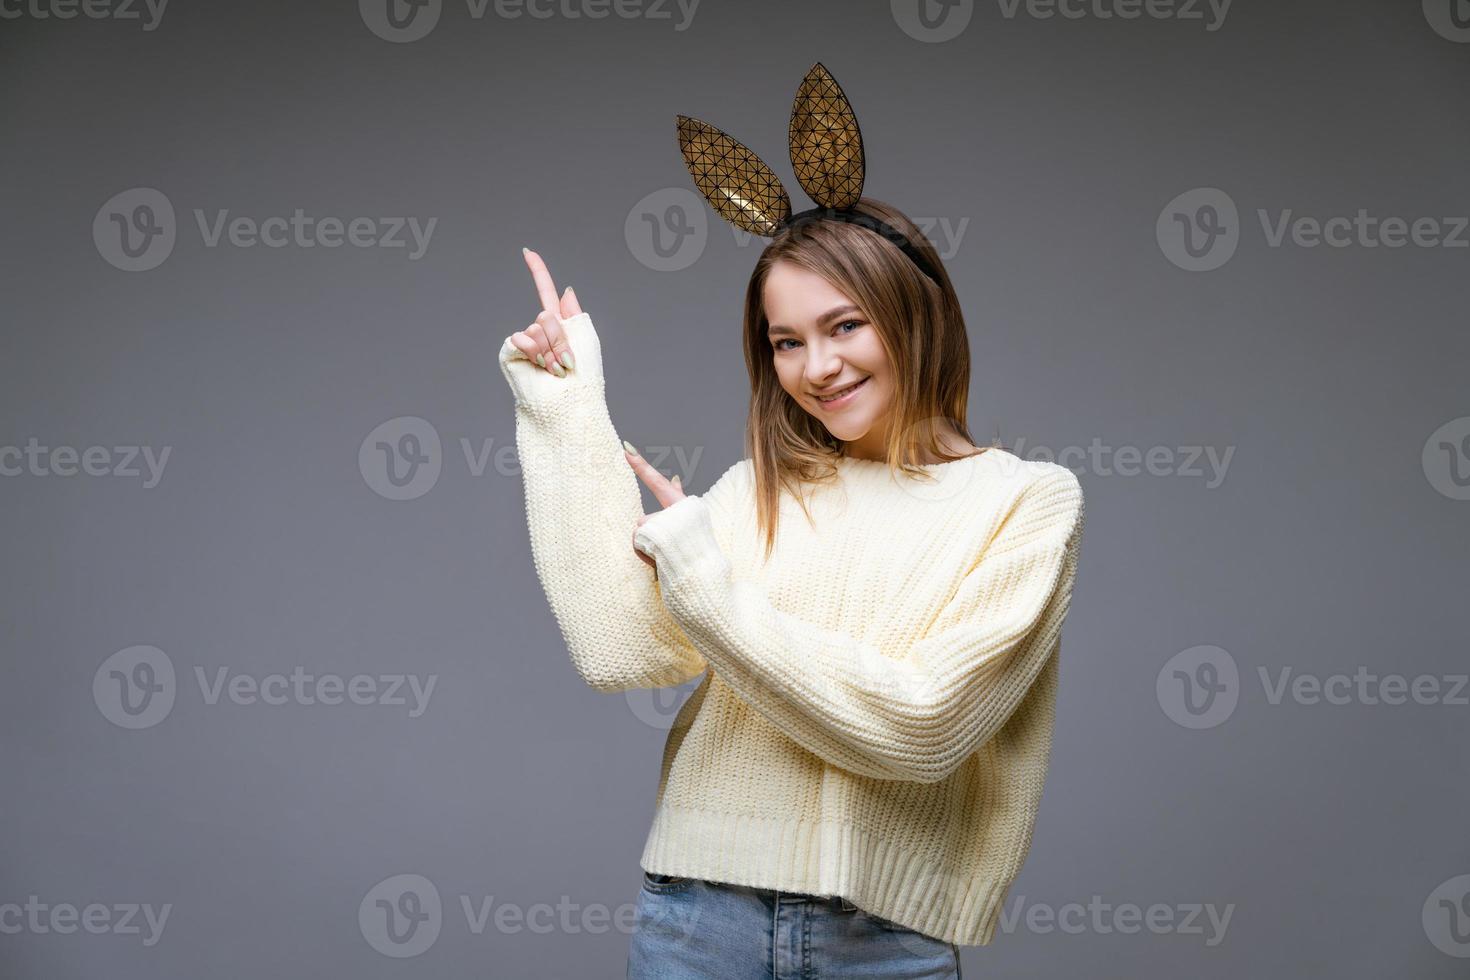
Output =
[{"x1": 498, "y1": 311, "x2": 1086, "y2": 947}]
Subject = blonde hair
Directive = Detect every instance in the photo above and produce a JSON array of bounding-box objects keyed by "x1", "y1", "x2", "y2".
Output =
[{"x1": 737, "y1": 196, "x2": 1005, "y2": 560}]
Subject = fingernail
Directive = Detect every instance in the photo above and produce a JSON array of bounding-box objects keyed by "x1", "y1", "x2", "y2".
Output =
[
  {"x1": 560, "y1": 351, "x2": 574, "y2": 371},
  {"x1": 622, "y1": 440, "x2": 639, "y2": 456},
  {"x1": 671, "y1": 475, "x2": 682, "y2": 488},
  {"x1": 534, "y1": 353, "x2": 545, "y2": 367},
  {"x1": 522, "y1": 246, "x2": 529, "y2": 254},
  {"x1": 550, "y1": 361, "x2": 566, "y2": 378}
]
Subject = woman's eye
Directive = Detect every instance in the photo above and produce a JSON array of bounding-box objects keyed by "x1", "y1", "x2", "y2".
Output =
[{"x1": 772, "y1": 321, "x2": 863, "y2": 352}]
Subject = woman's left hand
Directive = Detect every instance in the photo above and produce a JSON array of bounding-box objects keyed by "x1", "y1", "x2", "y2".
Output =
[
  {"x1": 508, "y1": 247, "x2": 582, "y2": 377},
  {"x1": 624, "y1": 444, "x2": 684, "y2": 569}
]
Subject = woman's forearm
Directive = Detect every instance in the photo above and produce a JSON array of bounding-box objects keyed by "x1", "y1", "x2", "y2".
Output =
[{"x1": 499, "y1": 312, "x2": 708, "y2": 691}]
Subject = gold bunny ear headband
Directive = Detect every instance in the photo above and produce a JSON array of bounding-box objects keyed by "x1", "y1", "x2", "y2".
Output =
[{"x1": 675, "y1": 61, "x2": 942, "y2": 287}]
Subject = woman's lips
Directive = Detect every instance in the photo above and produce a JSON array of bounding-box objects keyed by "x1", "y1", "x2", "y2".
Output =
[{"x1": 814, "y1": 376, "x2": 869, "y2": 410}]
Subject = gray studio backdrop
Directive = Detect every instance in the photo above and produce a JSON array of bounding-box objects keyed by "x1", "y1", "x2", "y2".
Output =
[{"x1": 2, "y1": 1, "x2": 1467, "y2": 977}]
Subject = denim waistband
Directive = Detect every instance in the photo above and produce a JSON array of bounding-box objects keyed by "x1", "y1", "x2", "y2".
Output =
[{"x1": 716, "y1": 880, "x2": 858, "y2": 911}]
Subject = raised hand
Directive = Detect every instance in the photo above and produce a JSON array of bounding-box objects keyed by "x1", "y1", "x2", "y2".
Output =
[
  {"x1": 508, "y1": 249, "x2": 676, "y2": 570},
  {"x1": 509, "y1": 247, "x2": 581, "y2": 376}
]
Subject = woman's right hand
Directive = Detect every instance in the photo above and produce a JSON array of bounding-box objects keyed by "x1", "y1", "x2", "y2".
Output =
[
  {"x1": 627, "y1": 447, "x2": 687, "y2": 571},
  {"x1": 509, "y1": 247, "x2": 582, "y2": 377}
]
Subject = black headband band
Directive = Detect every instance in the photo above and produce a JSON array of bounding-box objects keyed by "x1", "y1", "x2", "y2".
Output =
[{"x1": 776, "y1": 206, "x2": 943, "y2": 288}]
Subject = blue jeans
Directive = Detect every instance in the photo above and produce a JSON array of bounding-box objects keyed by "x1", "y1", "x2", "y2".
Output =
[{"x1": 627, "y1": 871, "x2": 962, "y2": 979}]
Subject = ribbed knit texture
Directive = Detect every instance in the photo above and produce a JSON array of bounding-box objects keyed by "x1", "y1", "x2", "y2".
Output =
[{"x1": 499, "y1": 312, "x2": 1086, "y2": 946}]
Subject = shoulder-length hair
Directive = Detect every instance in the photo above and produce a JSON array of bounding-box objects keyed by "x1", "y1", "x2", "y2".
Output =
[{"x1": 737, "y1": 196, "x2": 1005, "y2": 561}]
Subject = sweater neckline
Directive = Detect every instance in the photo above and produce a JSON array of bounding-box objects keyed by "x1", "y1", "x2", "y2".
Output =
[{"x1": 834, "y1": 448, "x2": 995, "y2": 472}]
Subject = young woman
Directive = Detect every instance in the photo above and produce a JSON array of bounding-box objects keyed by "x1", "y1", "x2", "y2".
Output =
[{"x1": 498, "y1": 196, "x2": 1086, "y2": 979}]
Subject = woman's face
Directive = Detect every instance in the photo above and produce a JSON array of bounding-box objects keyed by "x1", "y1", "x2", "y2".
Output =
[{"x1": 762, "y1": 260, "x2": 894, "y2": 459}]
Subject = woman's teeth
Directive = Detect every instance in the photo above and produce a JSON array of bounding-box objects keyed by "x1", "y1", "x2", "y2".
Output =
[{"x1": 817, "y1": 377, "x2": 868, "y2": 403}]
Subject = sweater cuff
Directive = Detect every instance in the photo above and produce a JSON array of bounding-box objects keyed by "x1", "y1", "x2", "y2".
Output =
[
  {"x1": 632, "y1": 494, "x2": 731, "y2": 593},
  {"x1": 497, "y1": 311, "x2": 604, "y2": 412}
]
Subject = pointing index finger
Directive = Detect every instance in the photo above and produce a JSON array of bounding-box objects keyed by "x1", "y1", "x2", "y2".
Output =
[
  {"x1": 623, "y1": 442, "x2": 685, "y2": 510},
  {"x1": 523, "y1": 248, "x2": 561, "y2": 316}
]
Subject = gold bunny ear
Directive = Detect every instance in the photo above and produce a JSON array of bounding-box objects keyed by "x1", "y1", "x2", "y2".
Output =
[
  {"x1": 676, "y1": 114, "x2": 793, "y2": 237},
  {"x1": 788, "y1": 62, "x2": 865, "y2": 210}
]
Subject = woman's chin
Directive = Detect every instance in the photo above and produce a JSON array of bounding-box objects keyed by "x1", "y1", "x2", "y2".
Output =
[{"x1": 821, "y1": 419, "x2": 872, "y2": 442}]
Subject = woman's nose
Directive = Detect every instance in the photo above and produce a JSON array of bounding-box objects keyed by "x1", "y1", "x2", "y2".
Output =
[{"x1": 804, "y1": 347, "x2": 843, "y2": 383}]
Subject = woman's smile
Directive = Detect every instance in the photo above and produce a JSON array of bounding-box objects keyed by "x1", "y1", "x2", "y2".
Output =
[{"x1": 814, "y1": 376, "x2": 869, "y2": 408}]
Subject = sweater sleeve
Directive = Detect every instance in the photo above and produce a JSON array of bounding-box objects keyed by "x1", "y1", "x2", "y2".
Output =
[
  {"x1": 631, "y1": 466, "x2": 1085, "y2": 783},
  {"x1": 498, "y1": 311, "x2": 740, "y2": 693}
]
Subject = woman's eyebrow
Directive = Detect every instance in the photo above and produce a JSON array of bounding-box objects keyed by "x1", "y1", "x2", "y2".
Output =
[{"x1": 767, "y1": 304, "x2": 863, "y2": 336}]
